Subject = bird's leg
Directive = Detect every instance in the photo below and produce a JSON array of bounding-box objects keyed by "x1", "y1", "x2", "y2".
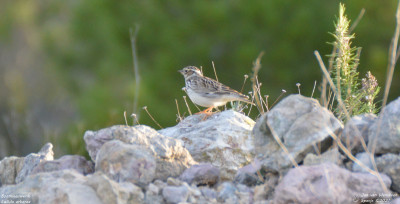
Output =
[
  {"x1": 195, "y1": 106, "x2": 214, "y2": 115},
  {"x1": 195, "y1": 106, "x2": 214, "y2": 120}
]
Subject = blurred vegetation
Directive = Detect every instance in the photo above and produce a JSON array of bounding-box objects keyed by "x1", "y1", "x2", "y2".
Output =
[{"x1": 0, "y1": 0, "x2": 399, "y2": 158}]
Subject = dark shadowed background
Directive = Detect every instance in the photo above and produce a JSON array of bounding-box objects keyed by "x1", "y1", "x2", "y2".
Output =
[{"x1": 0, "y1": 0, "x2": 399, "y2": 158}]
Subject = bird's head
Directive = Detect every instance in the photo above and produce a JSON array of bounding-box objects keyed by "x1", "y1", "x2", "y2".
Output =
[{"x1": 178, "y1": 66, "x2": 203, "y2": 79}]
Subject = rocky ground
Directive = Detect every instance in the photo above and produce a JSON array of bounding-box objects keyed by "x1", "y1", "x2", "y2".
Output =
[{"x1": 0, "y1": 94, "x2": 399, "y2": 204}]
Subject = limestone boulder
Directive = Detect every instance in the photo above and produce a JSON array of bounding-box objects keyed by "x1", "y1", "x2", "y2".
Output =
[
  {"x1": 159, "y1": 110, "x2": 255, "y2": 180},
  {"x1": 253, "y1": 94, "x2": 342, "y2": 172}
]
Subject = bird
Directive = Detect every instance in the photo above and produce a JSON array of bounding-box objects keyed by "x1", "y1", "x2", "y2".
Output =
[{"x1": 178, "y1": 66, "x2": 254, "y2": 117}]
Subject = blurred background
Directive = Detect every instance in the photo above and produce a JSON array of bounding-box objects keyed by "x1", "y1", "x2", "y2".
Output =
[{"x1": 0, "y1": 0, "x2": 399, "y2": 158}]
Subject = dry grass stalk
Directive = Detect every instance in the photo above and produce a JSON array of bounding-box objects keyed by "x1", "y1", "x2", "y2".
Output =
[
  {"x1": 175, "y1": 99, "x2": 183, "y2": 122},
  {"x1": 143, "y1": 106, "x2": 163, "y2": 129},
  {"x1": 124, "y1": 111, "x2": 128, "y2": 126},
  {"x1": 251, "y1": 52, "x2": 265, "y2": 115}
]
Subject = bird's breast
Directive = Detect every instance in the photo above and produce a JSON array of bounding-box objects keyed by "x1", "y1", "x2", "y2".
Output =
[{"x1": 186, "y1": 89, "x2": 227, "y2": 107}]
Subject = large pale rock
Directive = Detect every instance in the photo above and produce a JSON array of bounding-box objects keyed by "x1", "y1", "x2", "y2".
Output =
[
  {"x1": 84, "y1": 125, "x2": 195, "y2": 180},
  {"x1": 0, "y1": 156, "x2": 24, "y2": 186},
  {"x1": 273, "y1": 163, "x2": 392, "y2": 204},
  {"x1": 0, "y1": 170, "x2": 100, "y2": 204},
  {"x1": 40, "y1": 182, "x2": 101, "y2": 204},
  {"x1": 341, "y1": 114, "x2": 376, "y2": 154},
  {"x1": 15, "y1": 143, "x2": 54, "y2": 183},
  {"x1": 85, "y1": 172, "x2": 144, "y2": 204},
  {"x1": 95, "y1": 140, "x2": 156, "y2": 187},
  {"x1": 159, "y1": 110, "x2": 255, "y2": 180},
  {"x1": 253, "y1": 94, "x2": 342, "y2": 172},
  {"x1": 31, "y1": 155, "x2": 94, "y2": 175},
  {"x1": 368, "y1": 97, "x2": 400, "y2": 154},
  {"x1": 0, "y1": 169, "x2": 145, "y2": 204}
]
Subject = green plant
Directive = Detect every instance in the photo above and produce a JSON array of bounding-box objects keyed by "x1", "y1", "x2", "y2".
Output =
[{"x1": 328, "y1": 3, "x2": 380, "y2": 121}]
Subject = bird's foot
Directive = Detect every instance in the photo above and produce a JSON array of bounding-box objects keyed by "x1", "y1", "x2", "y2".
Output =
[{"x1": 195, "y1": 106, "x2": 214, "y2": 121}]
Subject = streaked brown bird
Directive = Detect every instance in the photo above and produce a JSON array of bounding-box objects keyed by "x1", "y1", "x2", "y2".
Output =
[{"x1": 179, "y1": 66, "x2": 253, "y2": 116}]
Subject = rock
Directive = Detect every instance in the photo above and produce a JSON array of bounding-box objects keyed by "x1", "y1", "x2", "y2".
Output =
[
  {"x1": 200, "y1": 187, "x2": 217, "y2": 200},
  {"x1": 303, "y1": 147, "x2": 344, "y2": 166},
  {"x1": 15, "y1": 143, "x2": 54, "y2": 183},
  {"x1": 166, "y1": 177, "x2": 182, "y2": 186},
  {"x1": 0, "y1": 170, "x2": 100, "y2": 204},
  {"x1": 253, "y1": 185, "x2": 268, "y2": 203},
  {"x1": 153, "y1": 179, "x2": 168, "y2": 190},
  {"x1": 341, "y1": 114, "x2": 376, "y2": 154},
  {"x1": 31, "y1": 155, "x2": 94, "y2": 175},
  {"x1": 85, "y1": 172, "x2": 144, "y2": 204},
  {"x1": 145, "y1": 182, "x2": 164, "y2": 204},
  {"x1": 145, "y1": 184, "x2": 163, "y2": 204},
  {"x1": 368, "y1": 97, "x2": 400, "y2": 154},
  {"x1": 376, "y1": 153, "x2": 400, "y2": 193},
  {"x1": 146, "y1": 183, "x2": 160, "y2": 195},
  {"x1": 391, "y1": 198, "x2": 400, "y2": 204},
  {"x1": 252, "y1": 173, "x2": 279, "y2": 202},
  {"x1": 95, "y1": 140, "x2": 156, "y2": 187},
  {"x1": 217, "y1": 182, "x2": 238, "y2": 203},
  {"x1": 0, "y1": 156, "x2": 24, "y2": 186},
  {"x1": 179, "y1": 163, "x2": 220, "y2": 186},
  {"x1": 236, "y1": 184, "x2": 254, "y2": 204},
  {"x1": 253, "y1": 95, "x2": 342, "y2": 172},
  {"x1": 353, "y1": 152, "x2": 400, "y2": 193},
  {"x1": 84, "y1": 125, "x2": 195, "y2": 180},
  {"x1": 273, "y1": 163, "x2": 392, "y2": 204},
  {"x1": 254, "y1": 201, "x2": 271, "y2": 204},
  {"x1": 84, "y1": 126, "x2": 115, "y2": 160},
  {"x1": 352, "y1": 152, "x2": 374, "y2": 173},
  {"x1": 144, "y1": 194, "x2": 164, "y2": 204},
  {"x1": 159, "y1": 110, "x2": 255, "y2": 180},
  {"x1": 0, "y1": 169, "x2": 146, "y2": 204},
  {"x1": 234, "y1": 158, "x2": 262, "y2": 186},
  {"x1": 162, "y1": 185, "x2": 190, "y2": 203},
  {"x1": 41, "y1": 181, "x2": 101, "y2": 204},
  {"x1": 185, "y1": 183, "x2": 204, "y2": 203}
]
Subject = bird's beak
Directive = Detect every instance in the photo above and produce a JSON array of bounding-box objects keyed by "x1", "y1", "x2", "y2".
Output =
[{"x1": 178, "y1": 69, "x2": 183, "y2": 74}]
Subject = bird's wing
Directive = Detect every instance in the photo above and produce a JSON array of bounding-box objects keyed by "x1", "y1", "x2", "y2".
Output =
[{"x1": 189, "y1": 76, "x2": 249, "y2": 100}]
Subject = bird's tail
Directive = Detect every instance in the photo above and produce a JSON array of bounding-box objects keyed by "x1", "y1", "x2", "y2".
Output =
[{"x1": 237, "y1": 94, "x2": 255, "y2": 106}]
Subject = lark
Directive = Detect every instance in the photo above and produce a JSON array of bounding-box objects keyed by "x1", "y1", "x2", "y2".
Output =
[{"x1": 179, "y1": 66, "x2": 253, "y2": 117}]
